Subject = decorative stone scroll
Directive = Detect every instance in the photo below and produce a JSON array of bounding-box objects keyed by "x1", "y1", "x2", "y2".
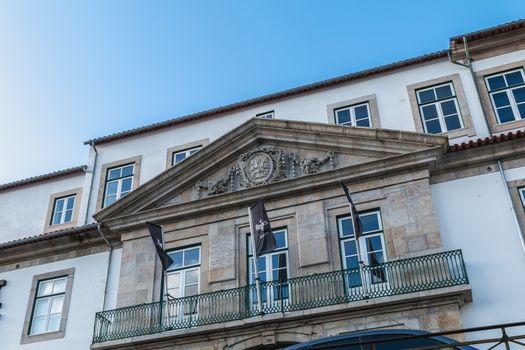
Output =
[{"x1": 194, "y1": 146, "x2": 336, "y2": 198}]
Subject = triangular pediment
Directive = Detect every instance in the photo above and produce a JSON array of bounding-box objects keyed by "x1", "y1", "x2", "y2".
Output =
[{"x1": 94, "y1": 118, "x2": 447, "y2": 225}]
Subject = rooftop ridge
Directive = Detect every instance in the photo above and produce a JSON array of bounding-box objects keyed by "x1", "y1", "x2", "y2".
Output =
[{"x1": 0, "y1": 165, "x2": 87, "y2": 192}]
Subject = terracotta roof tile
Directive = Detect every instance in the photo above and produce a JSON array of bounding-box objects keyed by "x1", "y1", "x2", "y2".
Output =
[
  {"x1": 0, "y1": 165, "x2": 87, "y2": 192},
  {"x1": 448, "y1": 130, "x2": 525, "y2": 152}
]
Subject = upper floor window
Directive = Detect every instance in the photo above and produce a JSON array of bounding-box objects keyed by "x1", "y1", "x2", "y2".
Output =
[
  {"x1": 519, "y1": 187, "x2": 525, "y2": 209},
  {"x1": 485, "y1": 69, "x2": 525, "y2": 124},
  {"x1": 103, "y1": 163, "x2": 135, "y2": 207},
  {"x1": 334, "y1": 102, "x2": 371, "y2": 127},
  {"x1": 167, "y1": 246, "x2": 201, "y2": 299},
  {"x1": 416, "y1": 82, "x2": 464, "y2": 134},
  {"x1": 30, "y1": 277, "x2": 67, "y2": 335},
  {"x1": 51, "y1": 195, "x2": 75, "y2": 226},
  {"x1": 256, "y1": 111, "x2": 275, "y2": 119},
  {"x1": 172, "y1": 146, "x2": 202, "y2": 166}
]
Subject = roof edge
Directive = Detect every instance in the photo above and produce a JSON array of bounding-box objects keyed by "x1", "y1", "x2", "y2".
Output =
[
  {"x1": 0, "y1": 165, "x2": 87, "y2": 192},
  {"x1": 450, "y1": 18, "x2": 525, "y2": 44},
  {"x1": 84, "y1": 50, "x2": 448, "y2": 146}
]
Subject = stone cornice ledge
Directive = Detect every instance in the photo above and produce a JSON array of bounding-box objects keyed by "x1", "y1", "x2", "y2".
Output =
[{"x1": 100, "y1": 146, "x2": 444, "y2": 233}]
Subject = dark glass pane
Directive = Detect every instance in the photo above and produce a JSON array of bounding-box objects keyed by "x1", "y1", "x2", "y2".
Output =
[
  {"x1": 257, "y1": 257, "x2": 266, "y2": 273},
  {"x1": 335, "y1": 108, "x2": 351, "y2": 125},
  {"x1": 66, "y1": 197, "x2": 75, "y2": 210},
  {"x1": 64, "y1": 209, "x2": 73, "y2": 222},
  {"x1": 417, "y1": 89, "x2": 436, "y2": 103},
  {"x1": 344, "y1": 240, "x2": 357, "y2": 256},
  {"x1": 168, "y1": 252, "x2": 183, "y2": 269},
  {"x1": 366, "y1": 236, "x2": 384, "y2": 252},
  {"x1": 340, "y1": 218, "x2": 354, "y2": 237},
  {"x1": 360, "y1": 213, "x2": 380, "y2": 232},
  {"x1": 121, "y1": 165, "x2": 134, "y2": 177},
  {"x1": 518, "y1": 103, "x2": 525, "y2": 119},
  {"x1": 108, "y1": 168, "x2": 121, "y2": 180},
  {"x1": 506, "y1": 71, "x2": 524, "y2": 86},
  {"x1": 487, "y1": 75, "x2": 506, "y2": 91},
  {"x1": 189, "y1": 148, "x2": 200, "y2": 155},
  {"x1": 121, "y1": 178, "x2": 132, "y2": 192},
  {"x1": 493, "y1": 91, "x2": 511, "y2": 107},
  {"x1": 513, "y1": 87, "x2": 525, "y2": 103},
  {"x1": 444, "y1": 115, "x2": 462, "y2": 130},
  {"x1": 55, "y1": 199, "x2": 64, "y2": 212},
  {"x1": 421, "y1": 104, "x2": 438, "y2": 121},
  {"x1": 445, "y1": 114, "x2": 461, "y2": 131},
  {"x1": 435, "y1": 84, "x2": 453, "y2": 99},
  {"x1": 354, "y1": 105, "x2": 369, "y2": 119},
  {"x1": 440, "y1": 100, "x2": 458, "y2": 116},
  {"x1": 356, "y1": 119, "x2": 370, "y2": 127},
  {"x1": 52, "y1": 212, "x2": 62, "y2": 225},
  {"x1": 104, "y1": 194, "x2": 116, "y2": 206},
  {"x1": 174, "y1": 153, "x2": 186, "y2": 164},
  {"x1": 184, "y1": 248, "x2": 200, "y2": 266},
  {"x1": 274, "y1": 230, "x2": 286, "y2": 248},
  {"x1": 106, "y1": 181, "x2": 118, "y2": 195},
  {"x1": 497, "y1": 107, "x2": 516, "y2": 123},
  {"x1": 345, "y1": 255, "x2": 359, "y2": 269},
  {"x1": 425, "y1": 119, "x2": 442, "y2": 134}
]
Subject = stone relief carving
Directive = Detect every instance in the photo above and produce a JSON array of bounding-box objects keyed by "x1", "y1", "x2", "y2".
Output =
[{"x1": 194, "y1": 146, "x2": 336, "y2": 198}]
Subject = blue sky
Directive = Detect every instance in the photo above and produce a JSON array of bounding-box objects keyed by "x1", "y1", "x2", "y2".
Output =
[{"x1": 0, "y1": 0, "x2": 524, "y2": 184}]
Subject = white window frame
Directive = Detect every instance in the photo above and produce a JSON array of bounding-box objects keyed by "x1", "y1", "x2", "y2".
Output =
[
  {"x1": 103, "y1": 163, "x2": 135, "y2": 208},
  {"x1": 416, "y1": 82, "x2": 465, "y2": 134},
  {"x1": 29, "y1": 277, "x2": 67, "y2": 335},
  {"x1": 519, "y1": 187, "x2": 525, "y2": 208},
  {"x1": 248, "y1": 228, "x2": 289, "y2": 305},
  {"x1": 485, "y1": 69, "x2": 525, "y2": 124},
  {"x1": 50, "y1": 195, "x2": 76, "y2": 226},
  {"x1": 166, "y1": 246, "x2": 201, "y2": 299},
  {"x1": 338, "y1": 210, "x2": 387, "y2": 288},
  {"x1": 256, "y1": 111, "x2": 275, "y2": 119},
  {"x1": 334, "y1": 102, "x2": 372, "y2": 127},
  {"x1": 171, "y1": 146, "x2": 202, "y2": 166}
]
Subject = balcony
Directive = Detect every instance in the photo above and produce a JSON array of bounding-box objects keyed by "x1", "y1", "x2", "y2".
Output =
[{"x1": 92, "y1": 250, "x2": 469, "y2": 344}]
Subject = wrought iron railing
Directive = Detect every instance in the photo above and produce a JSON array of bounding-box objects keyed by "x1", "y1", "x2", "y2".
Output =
[{"x1": 92, "y1": 250, "x2": 468, "y2": 343}]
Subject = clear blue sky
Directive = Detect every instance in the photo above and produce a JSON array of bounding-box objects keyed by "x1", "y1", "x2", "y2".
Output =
[{"x1": 0, "y1": 0, "x2": 523, "y2": 184}]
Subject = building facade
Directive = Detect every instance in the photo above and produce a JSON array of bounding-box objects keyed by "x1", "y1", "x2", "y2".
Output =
[{"x1": 2, "y1": 20, "x2": 525, "y2": 350}]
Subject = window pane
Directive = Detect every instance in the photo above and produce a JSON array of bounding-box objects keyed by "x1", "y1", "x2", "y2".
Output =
[
  {"x1": 106, "y1": 181, "x2": 118, "y2": 195},
  {"x1": 513, "y1": 87, "x2": 525, "y2": 103},
  {"x1": 38, "y1": 281, "x2": 54, "y2": 296},
  {"x1": 189, "y1": 147, "x2": 201, "y2": 155},
  {"x1": 444, "y1": 115, "x2": 462, "y2": 130},
  {"x1": 368, "y1": 250, "x2": 385, "y2": 266},
  {"x1": 340, "y1": 218, "x2": 354, "y2": 237},
  {"x1": 64, "y1": 209, "x2": 73, "y2": 223},
  {"x1": 497, "y1": 107, "x2": 516, "y2": 123},
  {"x1": 34, "y1": 298, "x2": 50, "y2": 317},
  {"x1": 354, "y1": 105, "x2": 369, "y2": 119},
  {"x1": 66, "y1": 197, "x2": 75, "y2": 210},
  {"x1": 104, "y1": 194, "x2": 117, "y2": 206},
  {"x1": 167, "y1": 272, "x2": 180, "y2": 290},
  {"x1": 121, "y1": 178, "x2": 132, "y2": 193},
  {"x1": 50, "y1": 296, "x2": 64, "y2": 314},
  {"x1": 518, "y1": 104, "x2": 525, "y2": 119},
  {"x1": 274, "y1": 230, "x2": 286, "y2": 248},
  {"x1": 55, "y1": 199, "x2": 65, "y2": 212},
  {"x1": 108, "y1": 168, "x2": 121, "y2": 180},
  {"x1": 425, "y1": 119, "x2": 442, "y2": 134},
  {"x1": 361, "y1": 213, "x2": 380, "y2": 232},
  {"x1": 53, "y1": 278, "x2": 67, "y2": 293},
  {"x1": 421, "y1": 104, "x2": 438, "y2": 121},
  {"x1": 335, "y1": 108, "x2": 351, "y2": 125},
  {"x1": 184, "y1": 248, "x2": 200, "y2": 266},
  {"x1": 121, "y1": 165, "x2": 134, "y2": 177},
  {"x1": 185, "y1": 284, "x2": 198, "y2": 297},
  {"x1": 168, "y1": 252, "x2": 183, "y2": 269},
  {"x1": 487, "y1": 75, "x2": 506, "y2": 91},
  {"x1": 366, "y1": 236, "x2": 384, "y2": 252},
  {"x1": 343, "y1": 240, "x2": 357, "y2": 256},
  {"x1": 345, "y1": 255, "x2": 359, "y2": 269},
  {"x1": 185, "y1": 269, "x2": 199, "y2": 285},
  {"x1": 435, "y1": 84, "x2": 453, "y2": 99},
  {"x1": 417, "y1": 89, "x2": 436, "y2": 104},
  {"x1": 174, "y1": 152, "x2": 187, "y2": 164},
  {"x1": 30, "y1": 316, "x2": 46, "y2": 335},
  {"x1": 493, "y1": 91, "x2": 511, "y2": 107},
  {"x1": 47, "y1": 314, "x2": 62, "y2": 332},
  {"x1": 440, "y1": 100, "x2": 458, "y2": 116},
  {"x1": 505, "y1": 71, "x2": 524, "y2": 86},
  {"x1": 52, "y1": 212, "x2": 62, "y2": 225},
  {"x1": 356, "y1": 118, "x2": 370, "y2": 127}
]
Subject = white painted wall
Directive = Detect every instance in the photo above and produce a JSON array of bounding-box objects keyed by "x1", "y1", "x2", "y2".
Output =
[
  {"x1": 0, "y1": 173, "x2": 86, "y2": 243},
  {"x1": 0, "y1": 249, "x2": 121, "y2": 350},
  {"x1": 431, "y1": 172, "x2": 525, "y2": 339}
]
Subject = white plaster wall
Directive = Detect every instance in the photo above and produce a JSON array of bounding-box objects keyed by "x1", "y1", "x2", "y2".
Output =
[
  {"x1": 0, "y1": 173, "x2": 87, "y2": 243},
  {"x1": 86, "y1": 58, "x2": 497, "y2": 219},
  {"x1": 473, "y1": 48, "x2": 525, "y2": 72},
  {"x1": 0, "y1": 249, "x2": 121, "y2": 350},
  {"x1": 431, "y1": 173, "x2": 525, "y2": 339}
]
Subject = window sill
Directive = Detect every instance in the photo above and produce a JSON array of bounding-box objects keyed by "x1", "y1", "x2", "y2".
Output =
[{"x1": 21, "y1": 329, "x2": 65, "y2": 344}]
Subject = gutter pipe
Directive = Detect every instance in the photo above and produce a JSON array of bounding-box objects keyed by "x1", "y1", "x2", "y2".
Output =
[{"x1": 97, "y1": 222, "x2": 114, "y2": 311}]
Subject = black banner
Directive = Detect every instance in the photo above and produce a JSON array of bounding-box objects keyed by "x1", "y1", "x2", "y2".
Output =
[
  {"x1": 249, "y1": 200, "x2": 276, "y2": 257},
  {"x1": 340, "y1": 182, "x2": 364, "y2": 239},
  {"x1": 146, "y1": 222, "x2": 174, "y2": 270}
]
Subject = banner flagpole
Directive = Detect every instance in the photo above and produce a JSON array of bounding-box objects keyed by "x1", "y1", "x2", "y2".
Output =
[
  {"x1": 248, "y1": 208, "x2": 264, "y2": 315},
  {"x1": 161, "y1": 226, "x2": 171, "y2": 327}
]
